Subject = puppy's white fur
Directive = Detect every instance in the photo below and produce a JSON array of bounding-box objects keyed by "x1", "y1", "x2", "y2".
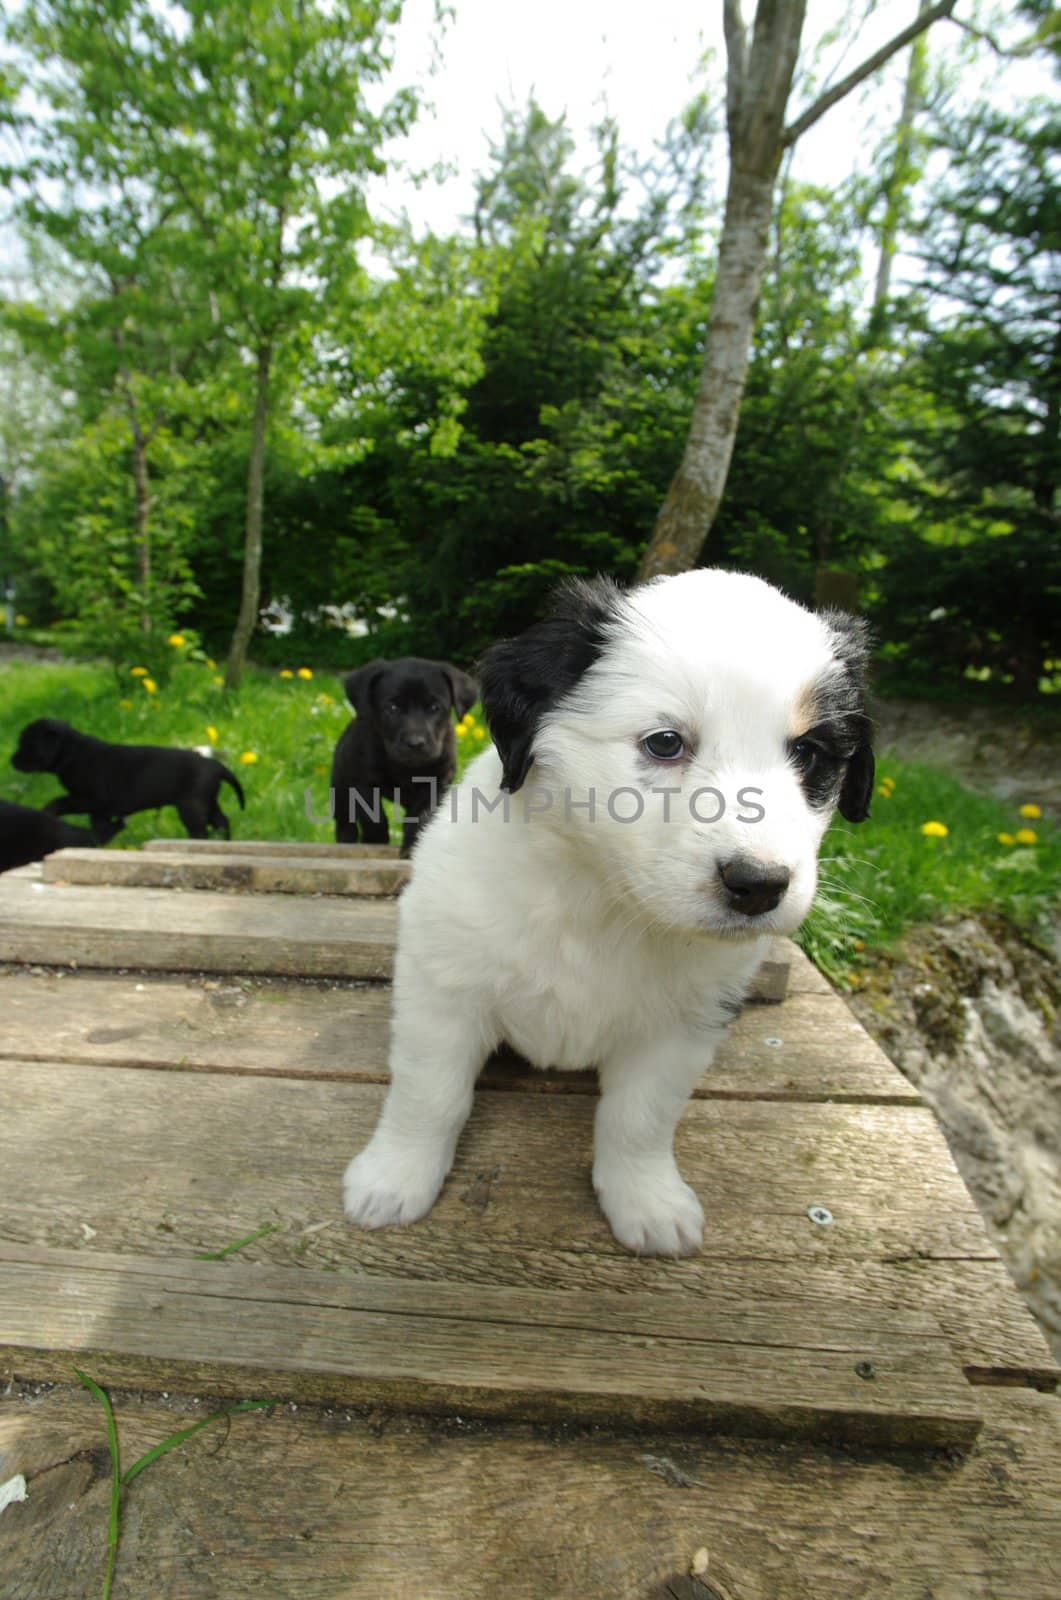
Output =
[{"x1": 343, "y1": 570, "x2": 870, "y2": 1255}]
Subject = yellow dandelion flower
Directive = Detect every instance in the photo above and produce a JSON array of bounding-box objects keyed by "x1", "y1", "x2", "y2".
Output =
[
  {"x1": 998, "y1": 832, "x2": 1016, "y2": 846},
  {"x1": 880, "y1": 775, "x2": 896, "y2": 790},
  {"x1": 1015, "y1": 828, "x2": 1038, "y2": 846},
  {"x1": 920, "y1": 820, "x2": 949, "y2": 838},
  {"x1": 279, "y1": 669, "x2": 294, "y2": 679},
  {"x1": 239, "y1": 751, "x2": 259, "y2": 765},
  {"x1": 876, "y1": 785, "x2": 893, "y2": 799},
  {"x1": 206, "y1": 657, "x2": 216, "y2": 668},
  {"x1": 206, "y1": 725, "x2": 219, "y2": 742},
  {"x1": 1018, "y1": 803, "x2": 1042, "y2": 820},
  {"x1": 167, "y1": 633, "x2": 186, "y2": 647},
  {"x1": 141, "y1": 677, "x2": 158, "y2": 694},
  {"x1": 130, "y1": 666, "x2": 148, "y2": 677},
  {"x1": 473, "y1": 726, "x2": 487, "y2": 740},
  {"x1": 297, "y1": 667, "x2": 313, "y2": 680},
  {"x1": 119, "y1": 698, "x2": 133, "y2": 709},
  {"x1": 15, "y1": 613, "x2": 28, "y2": 625},
  {"x1": 213, "y1": 675, "x2": 224, "y2": 686}
]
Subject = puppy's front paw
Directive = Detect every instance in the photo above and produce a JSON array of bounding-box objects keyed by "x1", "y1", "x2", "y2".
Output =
[
  {"x1": 593, "y1": 1162, "x2": 704, "y2": 1257},
  {"x1": 342, "y1": 1139, "x2": 449, "y2": 1229}
]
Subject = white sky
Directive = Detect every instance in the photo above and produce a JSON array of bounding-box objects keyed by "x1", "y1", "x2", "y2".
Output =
[
  {"x1": 1, "y1": 1, "x2": 1051, "y2": 283},
  {"x1": 366, "y1": 0, "x2": 1052, "y2": 238}
]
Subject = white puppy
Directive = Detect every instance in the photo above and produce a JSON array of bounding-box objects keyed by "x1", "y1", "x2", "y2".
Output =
[{"x1": 343, "y1": 569, "x2": 874, "y2": 1256}]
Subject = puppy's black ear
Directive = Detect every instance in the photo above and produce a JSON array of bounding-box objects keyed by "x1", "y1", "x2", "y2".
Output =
[
  {"x1": 820, "y1": 611, "x2": 875, "y2": 824},
  {"x1": 343, "y1": 662, "x2": 386, "y2": 719},
  {"x1": 479, "y1": 576, "x2": 625, "y2": 793},
  {"x1": 440, "y1": 665, "x2": 479, "y2": 718},
  {"x1": 839, "y1": 722, "x2": 875, "y2": 823}
]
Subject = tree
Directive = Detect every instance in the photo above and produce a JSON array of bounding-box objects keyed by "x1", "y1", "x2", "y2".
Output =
[
  {"x1": 143, "y1": 1, "x2": 417, "y2": 685},
  {"x1": 3, "y1": 0, "x2": 418, "y2": 683},
  {"x1": 637, "y1": 0, "x2": 957, "y2": 580},
  {"x1": 3, "y1": 1, "x2": 222, "y2": 636},
  {"x1": 872, "y1": 102, "x2": 1061, "y2": 693}
]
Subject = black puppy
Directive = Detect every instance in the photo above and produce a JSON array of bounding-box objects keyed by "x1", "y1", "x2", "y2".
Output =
[
  {"x1": 12, "y1": 718, "x2": 246, "y2": 839},
  {"x1": 331, "y1": 657, "x2": 478, "y2": 856},
  {"x1": 0, "y1": 797, "x2": 124, "y2": 874}
]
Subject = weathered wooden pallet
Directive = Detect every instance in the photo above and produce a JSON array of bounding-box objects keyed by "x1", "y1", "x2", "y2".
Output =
[{"x1": 2, "y1": 840, "x2": 1059, "y2": 1600}]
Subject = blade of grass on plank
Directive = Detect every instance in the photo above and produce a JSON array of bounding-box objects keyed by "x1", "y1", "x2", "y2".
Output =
[
  {"x1": 75, "y1": 1368, "x2": 121, "y2": 1600},
  {"x1": 195, "y1": 1222, "x2": 279, "y2": 1259},
  {"x1": 121, "y1": 1400, "x2": 275, "y2": 1486}
]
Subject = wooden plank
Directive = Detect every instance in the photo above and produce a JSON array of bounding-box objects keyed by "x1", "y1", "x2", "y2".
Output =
[
  {"x1": 784, "y1": 944, "x2": 836, "y2": 995},
  {"x1": 0, "y1": 969, "x2": 919, "y2": 1103},
  {"x1": 0, "y1": 1244, "x2": 981, "y2": 1448},
  {"x1": 3, "y1": 1386, "x2": 1058, "y2": 1600},
  {"x1": 1, "y1": 1057, "x2": 1054, "y2": 1388},
  {"x1": 144, "y1": 837, "x2": 400, "y2": 859},
  {"x1": 41, "y1": 847, "x2": 411, "y2": 897},
  {"x1": 0, "y1": 878, "x2": 396, "y2": 979},
  {"x1": 0, "y1": 876, "x2": 789, "y2": 998},
  {"x1": 0, "y1": 1064, "x2": 971, "y2": 1267}
]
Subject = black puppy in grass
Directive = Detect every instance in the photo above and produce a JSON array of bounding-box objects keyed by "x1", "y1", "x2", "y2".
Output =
[
  {"x1": 332, "y1": 658, "x2": 478, "y2": 857},
  {"x1": 12, "y1": 718, "x2": 246, "y2": 840},
  {"x1": 0, "y1": 797, "x2": 123, "y2": 874}
]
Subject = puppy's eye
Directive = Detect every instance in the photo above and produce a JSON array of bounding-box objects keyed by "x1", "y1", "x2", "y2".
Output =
[
  {"x1": 641, "y1": 729, "x2": 685, "y2": 762},
  {"x1": 789, "y1": 738, "x2": 826, "y2": 776}
]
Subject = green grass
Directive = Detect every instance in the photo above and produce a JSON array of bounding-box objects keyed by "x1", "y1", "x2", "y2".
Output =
[
  {"x1": 801, "y1": 753, "x2": 1059, "y2": 984},
  {"x1": 2, "y1": 651, "x2": 1056, "y2": 980},
  {"x1": 0, "y1": 647, "x2": 491, "y2": 846},
  {"x1": 76, "y1": 1367, "x2": 272, "y2": 1600}
]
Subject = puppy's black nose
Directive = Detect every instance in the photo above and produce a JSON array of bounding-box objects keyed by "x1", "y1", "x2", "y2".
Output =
[{"x1": 718, "y1": 857, "x2": 790, "y2": 917}]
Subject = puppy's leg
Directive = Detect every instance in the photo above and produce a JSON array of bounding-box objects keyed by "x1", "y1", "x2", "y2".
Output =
[
  {"x1": 593, "y1": 1029, "x2": 723, "y2": 1257},
  {"x1": 343, "y1": 990, "x2": 488, "y2": 1229},
  {"x1": 43, "y1": 794, "x2": 83, "y2": 818},
  {"x1": 177, "y1": 802, "x2": 209, "y2": 839},
  {"x1": 356, "y1": 811, "x2": 391, "y2": 848}
]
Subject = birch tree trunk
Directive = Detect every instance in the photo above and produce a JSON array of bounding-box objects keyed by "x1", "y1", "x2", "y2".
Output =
[
  {"x1": 225, "y1": 341, "x2": 272, "y2": 688},
  {"x1": 637, "y1": 0, "x2": 956, "y2": 582}
]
